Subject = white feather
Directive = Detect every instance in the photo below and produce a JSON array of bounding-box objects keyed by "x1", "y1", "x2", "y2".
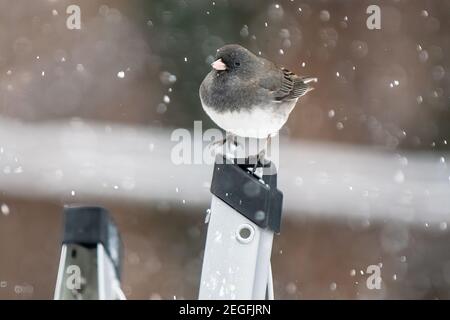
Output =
[{"x1": 201, "y1": 99, "x2": 297, "y2": 139}]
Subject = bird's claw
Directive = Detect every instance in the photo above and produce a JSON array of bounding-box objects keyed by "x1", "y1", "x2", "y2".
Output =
[{"x1": 252, "y1": 149, "x2": 267, "y2": 173}]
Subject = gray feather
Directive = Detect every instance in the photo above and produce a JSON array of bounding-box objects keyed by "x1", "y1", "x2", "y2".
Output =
[{"x1": 199, "y1": 44, "x2": 316, "y2": 113}]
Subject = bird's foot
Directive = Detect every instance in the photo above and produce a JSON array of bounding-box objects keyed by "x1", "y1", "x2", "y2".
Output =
[
  {"x1": 252, "y1": 149, "x2": 267, "y2": 174},
  {"x1": 208, "y1": 138, "x2": 226, "y2": 150},
  {"x1": 209, "y1": 135, "x2": 242, "y2": 164},
  {"x1": 209, "y1": 134, "x2": 239, "y2": 153}
]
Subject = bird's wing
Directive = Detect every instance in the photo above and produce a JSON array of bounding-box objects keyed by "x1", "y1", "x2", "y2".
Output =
[{"x1": 260, "y1": 67, "x2": 317, "y2": 102}]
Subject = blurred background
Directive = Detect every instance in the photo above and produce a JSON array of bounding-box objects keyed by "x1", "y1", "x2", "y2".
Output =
[{"x1": 1, "y1": 0, "x2": 450, "y2": 299}]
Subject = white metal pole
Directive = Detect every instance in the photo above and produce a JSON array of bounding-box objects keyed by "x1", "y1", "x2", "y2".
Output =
[
  {"x1": 54, "y1": 206, "x2": 124, "y2": 300},
  {"x1": 199, "y1": 157, "x2": 282, "y2": 300}
]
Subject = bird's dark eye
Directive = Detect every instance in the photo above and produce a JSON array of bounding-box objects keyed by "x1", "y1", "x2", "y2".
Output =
[{"x1": 234, "y1": 61, "x2": 241, "y2": 67}]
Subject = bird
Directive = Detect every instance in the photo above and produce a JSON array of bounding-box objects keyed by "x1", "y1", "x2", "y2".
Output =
[{"x1": 199, "y1": 44, "x2": 317, "y2": 165}]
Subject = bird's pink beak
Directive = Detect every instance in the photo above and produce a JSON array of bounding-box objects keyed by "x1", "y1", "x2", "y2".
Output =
[{"x1": 211, "y1": 59, "x2": 227, "y2": 71}]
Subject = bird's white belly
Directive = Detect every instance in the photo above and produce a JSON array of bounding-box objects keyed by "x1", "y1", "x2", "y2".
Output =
[{"x1": 202, "y1": 102, "x2": 296, "y2": 139}]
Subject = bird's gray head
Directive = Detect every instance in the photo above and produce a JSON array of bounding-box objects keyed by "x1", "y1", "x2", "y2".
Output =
[{"x1": 211, "y1": 44, "x2": 259, "y2": 75}]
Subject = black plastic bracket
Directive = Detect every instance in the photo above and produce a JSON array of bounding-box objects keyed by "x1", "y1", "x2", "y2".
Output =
[
  {"x1": 210, "y1": 155, "x2": 283, "y2": 233},
  {"x1": 62, "y1": 205, "x2": 123, "y2": 279}
]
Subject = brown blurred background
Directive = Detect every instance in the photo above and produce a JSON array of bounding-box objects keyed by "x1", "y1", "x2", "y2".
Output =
[{"x1": 1, "y1": 0, "x2": 450, "y2": 299}]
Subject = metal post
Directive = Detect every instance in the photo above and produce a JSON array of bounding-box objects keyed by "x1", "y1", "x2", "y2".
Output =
[
  {"x1": 54, "y1": 206, "x2": 124, "y2": 300},
  {"x1": 199, "y1": 156, "x2": 283, "y2": 300}
]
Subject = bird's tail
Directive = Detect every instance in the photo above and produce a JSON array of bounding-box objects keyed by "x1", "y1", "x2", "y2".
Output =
[{"x1": 301, "y1": 77, "x2": 318, "y2": 93}]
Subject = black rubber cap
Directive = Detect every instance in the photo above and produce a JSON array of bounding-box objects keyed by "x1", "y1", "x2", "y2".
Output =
[
  {"x1": 210, "y1": 156, "x2": 283, "y2": 233},
  {"x1": 62, "y1": 206, "x2": 123, "y2": 279}
]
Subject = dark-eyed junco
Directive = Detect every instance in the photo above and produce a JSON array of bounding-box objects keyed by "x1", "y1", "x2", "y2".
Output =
[{"x1": 199, "y1": 44, "x2": 317, "y2": 144}]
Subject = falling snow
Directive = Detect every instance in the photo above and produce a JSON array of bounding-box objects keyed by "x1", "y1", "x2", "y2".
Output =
[
  {"x1": 1, "y1": 204, "x2": 10, "y2": 216},
  {"x1": 0, "y1": 0, "x2": 448, "y2": 301}
]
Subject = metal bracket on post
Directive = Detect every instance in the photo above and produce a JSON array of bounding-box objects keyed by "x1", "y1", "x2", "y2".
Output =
[
  {"x1": 199, "y1": 156, "x2": 283, "y2": 300},
  {"x1": 54, "y1": 206, "x2": 124, "y2": 300}
]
